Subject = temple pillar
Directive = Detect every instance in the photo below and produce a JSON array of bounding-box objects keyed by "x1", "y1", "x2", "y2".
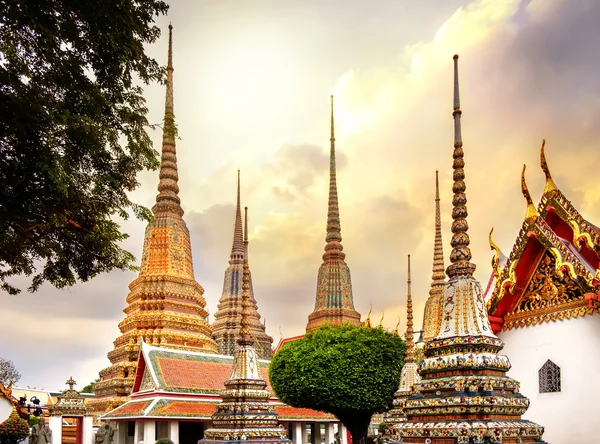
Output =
[
  {"x1": 293, "y1": 423, "x2": 303, "y2": 444},
  {"x1": 83, "y1": 416, "x2": 94, "y2": 444},
  {"x1": 339, "y1": 424, "x2": 348, "y2": 444},
  {"x1": 115, "y1": 421, "x2": 127, "y2": 444},
  {"x1": 49, "y1": 416, "x2": 62, "y2": 444},
  {"x1": 143, "y1": 420, "x2": 155, "y2": 444},
  {"x1": 168, "y1": 421, "x2": 179, "y2": 444},
  {"x1": 310, "y1": 423, "x2": 317, "y2": 444},
  {"x1": 301, "y1": 422, "x2": 308, "y2": 444},
  {"x1": 325, "y1": 423, "x2": 334, "y2": 444},
  {"x1": 134, "y1": 421, "x2": 142, "y2": 444}
]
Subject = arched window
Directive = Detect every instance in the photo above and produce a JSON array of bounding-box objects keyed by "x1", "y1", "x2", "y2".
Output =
[{"x1": 538, "y1": 359, "x2": 561, "y2": 393}]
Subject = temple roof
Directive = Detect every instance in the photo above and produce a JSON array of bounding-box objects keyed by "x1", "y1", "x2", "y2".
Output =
[
  {"x1": 102, "y1": 341, "x2": 334, "y2": 422},
  {"x1": 132, "y1": 342, "x2": 272, "y2": 395},
  {"x1": 486, "y1": 141, "x2": 600, "y2": 331}
]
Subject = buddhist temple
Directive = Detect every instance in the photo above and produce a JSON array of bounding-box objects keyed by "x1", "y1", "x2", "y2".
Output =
[
  {"x1": 306, "y1": 95, "x2": 361, "y2": 333},
  {"x1": 212, "y1": 172, "x2": 273, "y2": 359},
  {"x1": 485, "y1": 141, "x2": 600, "y2": 443},
  {"x1": 202, "y1": 259, "x2": 290, "y2": 444},
  {"x1": 91, "y1": 25, "x2": 218, "y2": 413},
  {"x1": 421, "y1": 171, "x2": 446, "y2": 342},
  {"x1": 384, "y1": 255, "x2": 420, "y2": 426},
  {"x1": 395, "y1": 55, "x2": 546, "y2": 444}
]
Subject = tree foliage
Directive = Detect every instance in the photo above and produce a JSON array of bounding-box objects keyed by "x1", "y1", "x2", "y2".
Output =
[
  {"x1": 0, "y1": 0, "x2": 170, "y2": 294},
  {"x1": 0, "y1": 358, "x2": 21, "y2": 387},
  {"x1": 80, "y1": 379, "x2": 98, "y2": 394},
  {"x1": 269, "y1": 324, "x2": 406, "y2": 444}
]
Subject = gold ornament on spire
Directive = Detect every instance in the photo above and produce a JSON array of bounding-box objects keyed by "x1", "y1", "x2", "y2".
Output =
[
  {"x1": 521, "y1": 164, "x2": 539, "y2": 225},
  {"x1": 153, "y1": 23, "x2": 183, "y2": 218},
  {"x1": 306, "y1": 95, "x2": 361, "y2": 332},
  {"x1": 422, "y1": 170, "x2": 446, "y2": 342},
  {"x1": 404, "y1": 254, "x2": 415, "y2": 364},
  {"x1": 446, "y1": 55, "x2": 476, "y2": 278},
  {"x1": 540, "y1": 139, "x2": 558, "y2": 196}
]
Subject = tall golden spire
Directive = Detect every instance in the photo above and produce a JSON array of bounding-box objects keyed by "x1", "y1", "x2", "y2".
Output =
[
  {"x1": 212, "y1": 178, "x2": 273, "y2": 359},
  {"x1": 521, "y1": 165, "x2": 539, "y2": 225},
  {"x1": 422, "y1": 171, "x2": 446, "y2": 342},
  {"x1": 153, "y1": 24, "x2": 183, "y2": 218},
  {"x1": 431, "y1": 171, "x2": 446, "y2": 288},
  {"x1": 325, "y1": 95, "x2": 342, "y2": 248},
  {"x1": 405, "y1": 254, "x2": 415, "y2": 363},
  {"x1": 230, "y1": 170, "x2": 245, "y2": 262},
  {"x1": 244, "y1": 206, "x2": 249, "y2": 259},
  {"x1": 446, "y1": 55, "x2": 476, "y2": 278},
  {"x1": 396, "y1": 55, "x2": 546, "y2": 443},
  {"x1": 306, "y1": 95, "x2": 361, "y2": 333},
  {"x1": 239, "y1": 260, "x2": 253, "y2": 347},
  {"x1": 91, "y1": 25, "x2": 218, "y2": 414}
]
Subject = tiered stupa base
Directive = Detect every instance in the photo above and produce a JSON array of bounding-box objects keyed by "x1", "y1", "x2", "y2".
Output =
[{"x1": 201, "y1": 344, "x2": 290, "y2": 444}]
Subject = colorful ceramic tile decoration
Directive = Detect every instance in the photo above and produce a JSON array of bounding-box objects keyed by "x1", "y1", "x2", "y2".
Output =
[
  {"x1": 212, "y1": 173, "x2": 273, "y2": 359},
  {"x1": 201, "y1": 260, "x2": 291, "y2": 444},
  {"x1": 89, "y1": 25, "x2": 218, "y2": 415},
  {"x1": 306, "y1": 96, "x2": 362, "y2": 333},
  {"x1": 394, "y1": 55, "x2": 547, "y2": 444}
]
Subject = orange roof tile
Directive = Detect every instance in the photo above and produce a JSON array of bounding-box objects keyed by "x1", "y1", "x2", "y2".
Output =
[
  {"x1": 275, "y1": 405, "x2": 335, "y2": 420},
  {"x1": 153, "y1": 401, "x2": 217, "y2": 417}
]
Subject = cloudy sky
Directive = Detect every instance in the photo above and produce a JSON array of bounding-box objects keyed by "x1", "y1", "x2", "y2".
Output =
[{"x1": 3, "y1": 0, "x2": 600, "y2": 391}]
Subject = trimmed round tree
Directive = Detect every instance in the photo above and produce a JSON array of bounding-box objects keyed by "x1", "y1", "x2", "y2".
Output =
[{"x1": 269, "y1": 324, "x2": 406, "y2": 444}]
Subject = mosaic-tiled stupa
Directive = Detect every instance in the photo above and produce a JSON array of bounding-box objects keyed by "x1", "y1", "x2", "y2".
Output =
[
  {"x1": 385, "y1": 254, "x2": 420, "y2": 425},
  {"x1": 212, "y1": 172, "x2": 273, "y2": 359},
  {"x1": 202, "y1": 257, "x2": 290, "y2": 444},
  {"x1": 306, "y1": 95, "x2": 361, "y2": 333},
  {"x1": 91, "y1": 25, "x2": 218, "y2": 413},
  {"x1": 395, "y1": 55, "x2": 546, "y2": 444},
  {"x1": 422, "y1": 171, "x2": 446, "y2": 342}
]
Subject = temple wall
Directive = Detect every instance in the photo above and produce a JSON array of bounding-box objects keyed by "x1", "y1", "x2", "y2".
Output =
[{"x1": 499, "y1": 314, "x2": 600, "y2": 444}]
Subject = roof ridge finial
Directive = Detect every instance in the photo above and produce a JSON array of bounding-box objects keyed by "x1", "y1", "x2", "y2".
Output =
[
  {"x1": 489, "y1": 227, "x2": 503, "y2": 277},
  {"x1": 238, "y1": 258, "x2": 254, "y2": 346},
  {"x1": 393, "y1": 316, "x2": 401, "y2": 336},
  {"x1": 363, "y1": 304, "x2": 372, "y2": 328},
  {"x1": 324, "y1": 95, "x2": 343, "y2": 251},
  {"x1": 230, "y1": 170, "x2": 245, "y2": 261},
  {"x1": 521, "y1": 165, "x2": 539, "y2": 225},
  {"x1": 405, "y1": 254, "x2": 415, "y2": 363},
  {"x1": 430, "y1": 170, "x2": 446, "y2": 294},
  {"x1": 446, "y1": 54, "x2": 476, "y2": 278},
  {"x1": 540, "y1": 139, "x2": 558, "y2": 195},
  {"x1": 378, "y1": 311, "x2": 385, "y2": 328},
  {"x1": 153, "y1": 24, "x2": 183, "y2": 217}
]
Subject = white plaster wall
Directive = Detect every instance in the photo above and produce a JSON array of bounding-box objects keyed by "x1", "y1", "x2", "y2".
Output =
[
  {"x1": 0, "y1": 398, "x2": 13, "y2": 423},
  {"x1": 499, "y1": 314, "x2": 600, "y2": 444}
]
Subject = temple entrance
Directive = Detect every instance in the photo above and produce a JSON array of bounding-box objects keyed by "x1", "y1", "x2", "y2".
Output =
[
  {"x1": 61, "y1": 417, "x2": 83, "y2": 444},
  {"x1": 48, "y1": 378, "x2": 93, "y2": 444},
  {"x1": 179, "y1": 421, "x2": 205, "y2": 444}
]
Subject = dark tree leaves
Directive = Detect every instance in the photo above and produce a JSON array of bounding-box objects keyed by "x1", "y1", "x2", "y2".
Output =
[
  {"x1": 0, "y1": 357, "x2": 21, "y2": 386},
  {"x1": 0, "y1": 0, "x2": 170, "y2": 294},
  {"x1": 269, "y1": 324, "x2": 406, "y2": 444}
]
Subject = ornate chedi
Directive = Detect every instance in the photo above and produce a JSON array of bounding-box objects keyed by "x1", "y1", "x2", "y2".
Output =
[
  {"x1": 202, "y1": 258, "x2": 290, "y2": 444},
  {"x1": 385, "y1": 254, "x2": 421, "y2": 426},
  {"x1": 91, "y1": 25, "x2": 218, "y2": 413},
  {"x1": 212, "y1": 172, "x2": 273, "y2": 359},
  {"x1": 422, "y1": 171, "x2": 446, "y2": 342},
  {"x1": 395, "y1": 55, "x2": 546, "y2": 444},
  {"x1": 487, "y1": 141, "x2": 600, "y2": 332},
  {"x1": 306, "y1": 95, "x2": 361, "y2": 333}
]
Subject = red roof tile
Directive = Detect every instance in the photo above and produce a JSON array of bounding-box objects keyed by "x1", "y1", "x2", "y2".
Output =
[
  {"x1": 275, "y1": 406, "x2": 335, "y2": 420},
  {"x1": 153, "y1": 401, "x2": 217, "y2": 417},
  {"x1": 156, "y1": 356, "x2": 272, "y2": 392}
]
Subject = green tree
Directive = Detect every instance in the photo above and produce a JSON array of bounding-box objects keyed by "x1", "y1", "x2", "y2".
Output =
[
  {"x1": 269, "y1": 324, "x2": 406, "y2": 444},
  {"x1": 80, "y1": 378, "x2": 98, "y2": 394},
  {"x1": 0, "y1": 0, "x2": 170, "y2": 295}
]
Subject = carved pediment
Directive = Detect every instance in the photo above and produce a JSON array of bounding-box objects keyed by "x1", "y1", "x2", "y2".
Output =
[{"x1": 503, "y1": 251, "x2": 593, "y2": 330}]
